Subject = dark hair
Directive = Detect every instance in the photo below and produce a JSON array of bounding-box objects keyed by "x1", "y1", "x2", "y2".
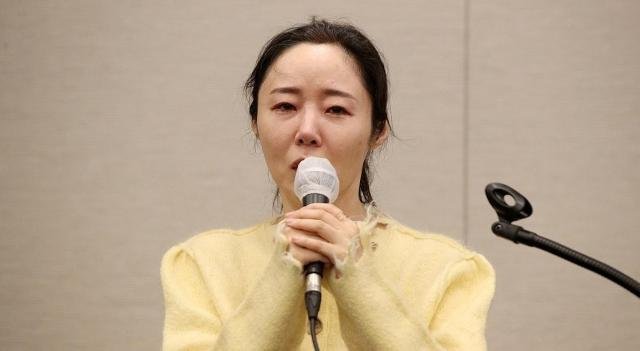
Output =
[{"x1": 244, "y1": 17, "x2": 392, "y2": 206}]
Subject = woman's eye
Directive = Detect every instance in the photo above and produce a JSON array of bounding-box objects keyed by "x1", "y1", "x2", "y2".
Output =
[
  {"x1": 273, "y1": 103, "x2": 295, "y2": 112},
  {"x1": 327, "y1": 106, "x2": 348, "y2": 115}
]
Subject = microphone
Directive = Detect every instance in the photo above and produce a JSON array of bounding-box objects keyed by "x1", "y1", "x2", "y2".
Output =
[{"x1": 293, "y1": 157, "x2": 339, "y2": 341}]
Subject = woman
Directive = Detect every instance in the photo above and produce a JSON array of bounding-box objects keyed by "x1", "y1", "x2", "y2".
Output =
[{"x1": 161, "y1": 18, "x2": 495, "y2": 351}]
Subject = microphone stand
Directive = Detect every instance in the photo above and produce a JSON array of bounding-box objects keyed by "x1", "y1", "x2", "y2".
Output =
[{"x1": 485, "y1": 183, "x2": 640, "y2": 298}]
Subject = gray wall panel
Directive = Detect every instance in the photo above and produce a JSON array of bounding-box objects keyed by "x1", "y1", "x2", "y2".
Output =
[
  {"x1": 1, "y1": 0, "x2": 638, "y2": 349},
  {"x1": 0, "y1": 1, "x2": 464, "y2": 349},
  {"x1": 467, "y1": 1, "x2": 640, "y2": 349}
]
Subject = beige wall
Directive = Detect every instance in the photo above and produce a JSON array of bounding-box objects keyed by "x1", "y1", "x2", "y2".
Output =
[{"x1": 1, "y1": 1, "x2": 638, "y2": 349}]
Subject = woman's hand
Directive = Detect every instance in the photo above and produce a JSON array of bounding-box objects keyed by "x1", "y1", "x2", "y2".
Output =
[{"x1": 282, "y1": 203, "x2": 360, "y2": 267}]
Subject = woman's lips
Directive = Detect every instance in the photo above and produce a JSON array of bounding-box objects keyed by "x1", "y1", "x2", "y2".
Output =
[{"x1": 290, "y1": 157, "x2": 305, "y2": 170}]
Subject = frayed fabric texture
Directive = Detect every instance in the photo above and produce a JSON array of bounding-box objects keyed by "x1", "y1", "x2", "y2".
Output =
[
  {"x1": 333, "y1": 204, "x2": 380, "y2": 274},
  {"x1": 274, "y1": 219, "x2": 304, "y2": 271},
  {"x1": 274, "y1": 203, "x2": 381, "y2": 275}
]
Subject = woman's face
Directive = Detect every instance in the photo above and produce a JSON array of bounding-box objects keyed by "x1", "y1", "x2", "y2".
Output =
[{"x1": 254, "y1": 43, "x2": 385, "y2": 212}]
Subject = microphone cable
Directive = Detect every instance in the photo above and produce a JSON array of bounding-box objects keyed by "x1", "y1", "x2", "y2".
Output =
[
  {"x1": 305, "y1": 262, "x2": 324, "y2": 351},
  {"x1": 310, "y1": 318, "x2": 321, "y2": 351}
]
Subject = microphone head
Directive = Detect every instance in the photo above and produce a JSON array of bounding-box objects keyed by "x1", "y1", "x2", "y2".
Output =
[{"x1": 294, "y1": 157, "x2": 339, "y2": 203}]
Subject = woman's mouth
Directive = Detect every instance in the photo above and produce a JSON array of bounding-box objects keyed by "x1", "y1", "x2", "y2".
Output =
[{"x1": 290, "y1": 157, "x2": 305, "y2": 170}]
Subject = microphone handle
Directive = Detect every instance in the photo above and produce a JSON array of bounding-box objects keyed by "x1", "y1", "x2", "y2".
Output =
[
  {"x1": 302, "y1": 193, "x2": 329, "y2": 283},
  {"x1": 304, "y1": 261, "x2": 325, "y2": 276},
  {"x1": 304, "y1": 262, "x2": 324, "y2": 319},
  {"x1": 301, "y1": 193, "x2": 329, "y2": 321},
  {"x1": 303, "y1": 193, "x2": 329, "y2": 206},
  {"x1": 302, "y1": 192, "x2": 329, "y2": 283}
]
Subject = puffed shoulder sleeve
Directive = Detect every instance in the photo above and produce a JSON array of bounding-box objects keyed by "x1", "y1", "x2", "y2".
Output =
[
  {"x1": 328, "y1": 218, "x2": 495, "y2": 351},
  {"x1": 161, "y1": 244, "x2": 220, "y2": 350},
  {"x1": 161, "y1": 226, "x2": 309, "y2": 351},
  {"x1": 430, "y1": 253, "x2": 496, "y2": 351}
]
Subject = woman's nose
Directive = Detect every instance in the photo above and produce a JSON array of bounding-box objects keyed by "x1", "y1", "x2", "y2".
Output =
[{"x1": 294, "y1": 108, "x2": 322, "y2": 146}]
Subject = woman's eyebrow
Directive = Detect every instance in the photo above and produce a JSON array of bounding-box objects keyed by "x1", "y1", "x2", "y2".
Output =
[
  {"x1": 269, "y1": 87, "x2": 301, "y2": 95},
  {"x1": 323, "y1": 88, "x2": 357, "y2": 101},
  {"x1": 269, "y1": 86, "x2": 357, "y2": 101}
]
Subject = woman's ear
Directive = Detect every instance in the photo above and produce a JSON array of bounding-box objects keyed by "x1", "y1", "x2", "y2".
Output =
[
  {"x1": 251, "y1": 120, "x2": 259, "y2": 138},
  {"x1": 370, "y1": 122, "x2": 389, "y2": 150}
]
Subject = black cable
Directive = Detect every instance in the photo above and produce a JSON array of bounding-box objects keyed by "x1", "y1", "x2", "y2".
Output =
[
  {"x1": 304, "y1": 262, "x2": 323, "y2": 351},
  {"x1": 309, "y1": 317, "x2": 320, "y2": 351}
]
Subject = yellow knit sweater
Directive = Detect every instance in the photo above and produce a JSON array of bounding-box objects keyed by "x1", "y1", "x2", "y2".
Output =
[{"x1": 161, "y1": 207, "x2": 495, "y2": 350}]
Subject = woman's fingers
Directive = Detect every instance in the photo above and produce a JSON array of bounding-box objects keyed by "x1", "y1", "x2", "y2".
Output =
[
  {"x1": 282, "y1": 203, "x2": 360, "y2": 265},
  {"x1": 285, "y1": 203, "x2": 359, "y2": 242},
  {"x1": 285, "y1": 206, "x2": 342, "y2": 229},
  {"x1": 288, "y1": 241, "x2": 331, "y2": 265},
  {"x1": 283, "y1": 224, "x2": 332, "y2": 265},
  {"x1": 290, "y1": 234, "x2": 346, "y2": 264},
  {"x1": 285, "y1": 217, "x2": 345, "y2": 245},
  {"x1": 286, "y1": 203, "x2": 349, "y2": 220}
]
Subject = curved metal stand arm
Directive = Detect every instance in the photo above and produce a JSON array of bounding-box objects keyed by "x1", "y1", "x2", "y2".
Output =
[{"x1": 492, "y1": 222, "x2": 640, "y2": 298}]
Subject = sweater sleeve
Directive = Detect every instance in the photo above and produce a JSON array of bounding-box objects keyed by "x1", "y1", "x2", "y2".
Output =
[
  {"x1": 161, "y1": 230, "x2": 308, "y2": 351},
  {"x1": 328, "y1": 238, "x2": 495, "y2": 351},
  {"x1": 428, "y1": 254, "x2": 495, "y2": 351}
]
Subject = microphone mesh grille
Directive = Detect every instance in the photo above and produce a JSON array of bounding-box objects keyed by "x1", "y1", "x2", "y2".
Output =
[{"x1": 294, "y1": 157, "x2": 339, "y2": 203}]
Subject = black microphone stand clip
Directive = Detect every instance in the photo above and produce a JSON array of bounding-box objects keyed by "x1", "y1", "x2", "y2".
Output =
[{"x1": 485, "y1": 183, "x2": 640, "y2": 299}]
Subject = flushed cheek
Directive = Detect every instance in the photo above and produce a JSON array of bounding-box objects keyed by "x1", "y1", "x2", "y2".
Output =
[
  {"x1": 334, "y1": 144, "x2": 369, "y2": 184},
  {"x1": 265, "y1": 150, "x2": 289, "y2": 178},
  {"x1": 257, "y1": 142, "x2": 289, "y2": 183}
]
